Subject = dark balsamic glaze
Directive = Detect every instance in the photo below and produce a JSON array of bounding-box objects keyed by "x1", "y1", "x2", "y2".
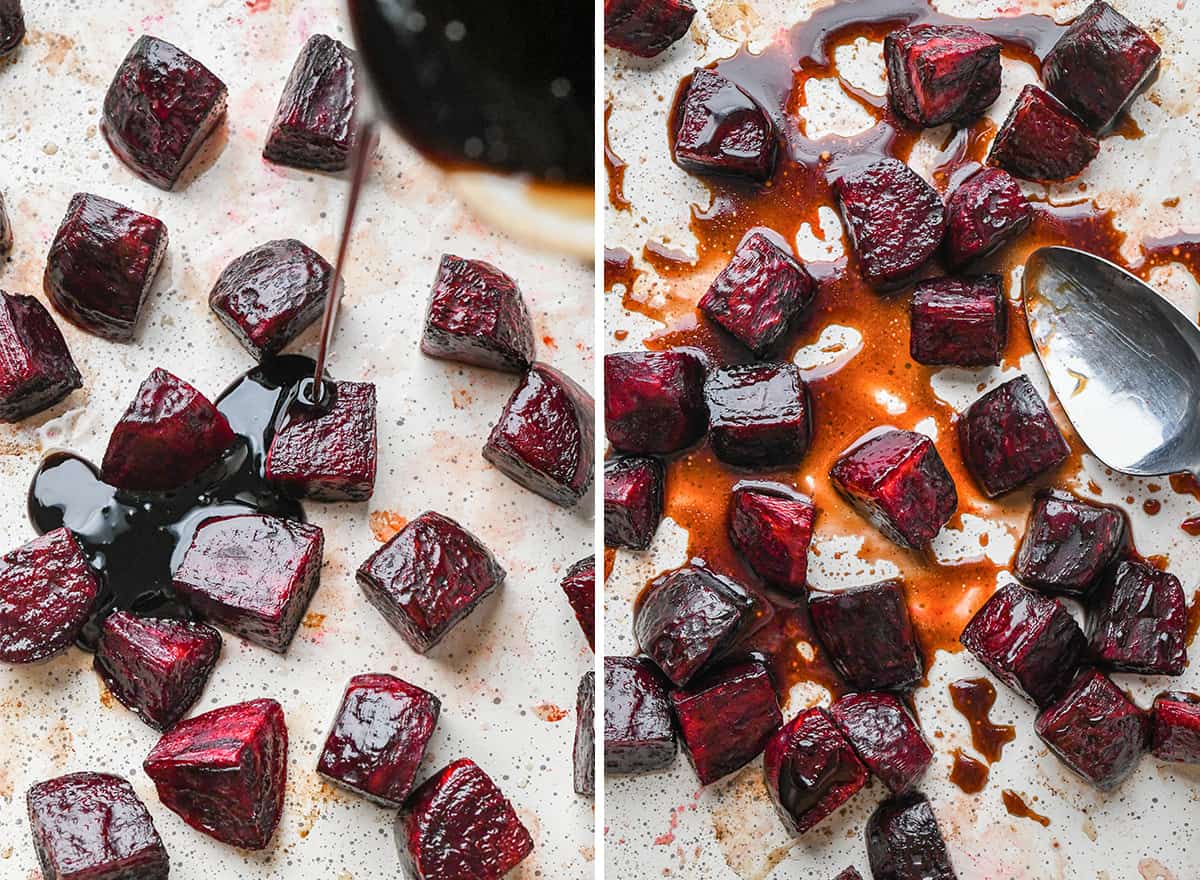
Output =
[
  {"x1": 948, "y1": 677, "x2": 1016, "y2": 764},
  {"x1": 1001, "y1": 789, "x2": 1051, "y2": 826}
]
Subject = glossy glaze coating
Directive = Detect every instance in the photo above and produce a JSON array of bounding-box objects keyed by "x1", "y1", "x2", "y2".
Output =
[
  {"x1": 809, "y1": 580, "x2": 924, "y2": 691},
  {"x1": 728, "y1": 482, "x2": 815, "y2": 593},
  {"x1": 987, "y1": 85, "x2": 1099, "y2": 182},
  {"x1": 604, "y1": 455, "x2": 665, "y2": 550},
  {"x1": 1151, "y1": 691, "x2": 1200, "y2": 764},
  {"x1": 1089, "y1": 559, "x2": 1188, "y2": 675},
  {"x1": 704, "y1": 362, "x2": 811, "y2": 467},
  {"x1": 1014, "y1": 489, "x2": 1126, "y2": 596},
  {"x1": 604, "y1": 349, "x2": 708, "y2": 454},
  {"x1": 604, "y1": 655, "x2": 677, "y2": 773},
  {"x1": 830, "y1": 691, "x2": 932, "y2": 794},
  {"x1": 865, "y1": 792, "x2": 958, "y2": 880},
  {"x1": 0, "y1": 291, "x2": 82, "y2": 422},
  {"x1": 947, "y1": 677, "x2": 1015, "y2": 763},
  {"x1": 885, "y1": 24, "x2": 1000, "y2": 126},
  {"x1": 943, "y1": 167, "x2": 1032, "y2": 266},
  {"x1": 561, "y1": 556, "x2": 596, "y2": 651},
  {"x1": 909, "y1": 275, "x2": 1007, "y2": 366},
  {"x1": 672, "y1": 67, "x2": 776, "y2": 181},
  {"x1": 263, "y1": 34, "x2": 357, "y2": 171}
]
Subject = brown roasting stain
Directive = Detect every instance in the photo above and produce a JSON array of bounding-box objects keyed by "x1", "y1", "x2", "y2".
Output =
[
  {"x1": 369, "y1": 510, "x2": 408, "y2": 543},
  {"x1": 533, "y1": 703, "x2": 569, "y2": 722},
  {"x1": 27, "y1": 31, "x2": 74, "y2": 70},
  {"x1": 302, "y1": 612, "x2": 326, "y2": 630},
  {"x1": 1002, "y1": 789, "x2": 1051, "y2": 827},
  {"x1": 604, "y1": 247, "x2": 641, "y2": 293},
  {"x1": 949, "y1": 678, "x2": 1016, "y2": 763}
]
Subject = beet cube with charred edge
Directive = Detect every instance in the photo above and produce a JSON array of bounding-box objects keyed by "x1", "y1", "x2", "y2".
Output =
[
  {"x1": 831, "y1": 692, "x2": 932, "y2": 794},
  {"x1": 835, "y1": 871, "x2": 864, "y2": 880},
  {"x1": 944, "y1": 167, "x2": 1032, "y2": 268},
  {"x1": 0, "y1": 0, "x2": 23, "y2": 57},
  {"x1": 835, "y1": 158, "x2": 947, "y2": 290},
  {"x1": 420, "y1": 254, "x2": 535, "y2": 373},
  {"x1": 1089, "y1": 560, "x2": 1187, "y2": 675},
  {"x1": 28, "y1": 772, "x2": 169, "y2": 880},
  {"x1": 729, "y1": 482, "x2": 815, "y2": 593},
  {"x1": 317, "y1": 674, "x2": 440, "y2": 807},
  {"x1": 562, "y1": 556, "x2": 596, "y2": 650},
  {"x1": 885, "y1": 24, "x2": 1001, "y2": 126},
  {"x1": 958, "y1": 375, "x2": 1069, "y2": 497},
  {"x1": 910, "y1": 275, "x2": 1007, "y2": 367},
  {"x1": 605, "y1": 350, "x2": 708, "y2": 454},
  {"x1": 705, "y1": 362, "x2": 811, "y2": 467},
  {"x1": 144, "y1": 698, "x2": 287, "y2": 850},
  {"x1": 264, "y1": 34, "x2": 357, "y2": 171},
  {"x1": 0, "y1": 291, "x2": 82, "y2": 422},
  {"x1": 605, "y1": 656, "x2": 677, "y2": 773},
  {"x1": 1014, "y1": 489, "x2": 1126, "y2": 596},
  {"x1": 574, "y1": 671, "x2": 596, "y2": 796},
  {"x1": 1151, "y1": 692, "x2": 1200, "y2": 764},
  {"x1": 809, "y1": 581, "x2": 924, "y2": 691},
  {"x1": 604, "y1": 456, "x2": 665, "y2": 550},
  {"x1": 95, "y1": 612, "x2": 221, "y2": 731},
  {"x1": 0, "y1": 527, "x2": 99, "y2": 664},
  {"x1": 357, "y1": 511, "x2": 506, "y2": 654},
  {"x1": 483, "y1": 363, "x2": 594, "y2": 507},
  {"x1": 673, "y1": 68, "x2": 776, "y2": 182},
  {"x1": 604, "y1": 0, "x2": 696, "y2": 58},
  {"x1": 866, "y1": 792, "x2": 958, "y2": 880},
  {"x1": 988, "y1": 85, "x2": 1099, "y2": 182},
  {"x1": 763, "y1": 707, "x2": 868, "y2": 834},
  {"x1": 44, "y1": 192, "x2": 168, "y2": 342}
]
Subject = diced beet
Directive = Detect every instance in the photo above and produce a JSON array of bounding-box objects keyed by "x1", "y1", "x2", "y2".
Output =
[
  {"x1": 809, "y1": 581, "x2": 924, "y2": 691},
  {"x1": 604, "y1": 0, "x2": 696, "y2": 58},
  {"x1": 1014, "y1": 489, "x2": 1126, "y2": 596},
  {"x1": 830, "y1": 692, "x2": 932, "y2": 795},
  {"x1": 263, "y1": 34, "x2": 357, "y2": 171},
  {"x1": 835, "y1": 870, "x2": 864, "y2": 880},
  {"x1": 604, "y1": 350, "x2": 708, "y2": 454},
  {"x1": 1151, "y1": 691, "x2": 1200, "y2": 764},
  {"x1": 0, "y1": 0, "x2": 23, "y2": 57},
  {"x1": 729, "y1": 482, "x2": 815, "y2": 593},
  {"x1": 673, "y1": 67, "x2": 776, "y2": 182},
  {"x1": 835, "y1": 158, "x2": 946, "y2": 290},
  {"x1": 943, "y1": 167, "x2": 1032, "y2": 268},
  {"x1": 266, "y1": 380, "x2": 377, "y2": 501},
  {"x1": 561, "y1": 556, "x2": 596, "y2": 651},
  {"x1": 830, "y1": 430, "x2": 957, "y2": 549},
  {"x1": 697, "y1": 232, "x2": 817, "y2": 355},
  {"x1": 28, "y1": 772, "x2": 169, "y2": 880},
  {"x1": 208, "y1": 239, "x2": 335, "y2": 359},
  {"x1": 420, "y1": 254, "x2": 535, "y2": 373},
  {"x1": 483, "y1": 363, "x2": 594, "y2": 507},
  {"x1": 960, "y1": 582, "x2": 1086, "y2": 706},
  {"x1": 705, "y1": 362, "x2": 811, "y2": 467},
  {"x1": 987, "y1": 85, "x2": 1099, "y2": 182},
  {"x1": 0, "y1": 191, "x2": 11, "y2": 255},
  {"x1": 574, "y1": 671, "x2": 596, "y2": 796},
  {"x1": 957, "y1": 375, "x2": 1069, "y2": 497},
  {"x1": 604, "y1": 455, "x2": 665, "y2": 550},
  {"x1": 0, "y1": 290, "x2": 82, "y2": 422},
  {"x1": 398, "y1": 758, "x2": 533, "y2": 880},
  {"x1": 1088, "y1": 560, "x2": 1187, "y2": 676},
  {"x1": 909, "y1": 275, "x2": 1007, "y2": 367},
  {"x1": 102, "y1": 36, "x2": 227, "y2": 189},
  {"x1": 44, "y1": 192, "x2": 168, "y2": 342},
  {"x1": 1042, "y1": 1, "x2": 1160, "y2": 133},
  {"x1": 317, "y1": 673, "x2": 441, "y2": 807},
  {"x1": 1034, "y1": 669, "x2": 1147, "y2": 790},
  {"x1": 604, "y1": 656, "x2": 677, "y2": 773},
  {"x1": 763, "y1": 707, "x2": 868, "y2": 834},
  {"x1": 357, "y1": 511, "x2": 506, "y2": 654},
  {"x1": 94, "y1": 612, "x2": 221, "y2": 731},
  {"x1": 0, "y1": 527, "x2": 99, "y2": 664},
  {"x1": 144, "y1": 698, "x2": 288, "y2": 850},
  {"x1": 865, "y1": 792, "x2": 957, "y2": 880},
  {"x1": 670, "y1": 660, "x2": 782, "y2": 785},
  {"x1": 885, "y1": 24, "x2": 1001, "y2": 126}
]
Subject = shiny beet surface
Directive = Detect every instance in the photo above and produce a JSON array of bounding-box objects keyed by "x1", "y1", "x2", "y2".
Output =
[
  {"x1": 0, "y1": 0, "x2": 23, "y2": 56},
  {"x1": 604, "y1": 655, "x2": 677, "y2": 774},
  {"x1": 728, "y1": 481, "x2": 815, "y2": 593},
  {"x1": 604, "y1": 455, "x2": 665, "y2": 550},
  {"x1": 809, "y1": 580, "x2": 924, "y2": 691},
  {"x1": 575, "y1": 671, "x2": 596, "y2": 796},
  {"x1": 987, "y1": 85, "x2": 1099, "y2": 182},
  {"x1": 263, "y1": 34, "x2": 357, "y2": 171},
  {"x1": 830, "y1": 692, "x2": 932, "y2": 794},
  {"x1": 865, "y1": 792, "x2": 958, "y2": 880},
  {"x1": 604, "y1": 349, "x2": 708, "y2": 454},
  {"x1": 1089, "y1": 560, "x2": 1187, "y2": 676},
  {"x1": 1151, "y1": 691, "x2": 1200, "y2": 764},
  {"x1": 0, "y1": 291, "x2": 82, "y2": 422},
  {"x1": 835, "y1": 870, "x2": 864, "y2": 880},
  {"x1": 705, "y1": 362, "x2": 811, "y2": 467},
  {"x1": 672, "y1": 67, "x2": 776, "y2": 182},
  {"x1": 1014, "y1": 489, "x2": 1126, "y2": 596},
  {"x1": 884, "y1": 24, "x2": 1001, "y2": 126},
  {"x1": 561, "y1": 556, "x2": 596, "y2": 651},
  {"x1": 909, "y1": 275, "x2": 1007, "y2": 367},
  {"x1": 604, "y1": 0, "x2": 696, "y2": 58},
  {"x1": 943, "y1": 167, "x2": 1032, "y2": 268}
]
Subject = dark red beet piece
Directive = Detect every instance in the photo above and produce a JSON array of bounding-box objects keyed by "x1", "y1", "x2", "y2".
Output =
[
  {"x1": 1042, "y1": 1, "x2": 1160, "y2": 133},
  {"x1": 28, "y1": 772, "x2": 169, "y2": 880},
  {"x1": 885, "y1": 24, "x2": 1001, "y2": 126},
  {"x1": 208, "y1": 239, "x2": 336, "y2": 359},
  {"x1": 143, "y1": 698, "x2": 288, "y2": 850},
  {"x1": 604, "y1": 349, "x2": 708, "y2": 454},
  {"x1": 1151, "y1": 691, "x2": 1200, "y2": 764},
  {"x1": 673, "y1": 67, "x2": 776, "y2": 182},
  {"x1": 943, "y1": 167, "x2": 1032, "y2": 268},
  {"x1": 561, "y1": 556, "x2": 595, "y2": 651},
  {"x1": 0, "y1": 527, "x2": 99, "y2": 664},
  {"x1": 809, "y1": 581, "x2": 924, "y2": 691},
  {"x1": 830, "y1": 429, "x2": 957, "y2": 549},
  {"x1": 604, "y1": 455, "x2": 665, "y2": 550},
  {"x1": 957, "y1": 375, "x2": 1069, "y2": 497},
  {"x1": 987, "y1": 85, "x2": 1099, "y2": 182},
  {"x1": 420, "y1": 254, "x2": 535, "y2": 373},
  {"x1": 263, "y1": 34, "x2": 357, "y2": 171},
  {"x1": 1014, "y1": 489, "x2": 1126, "y2": 596},
  {"x1": 698, "y1": 232, "x2": 817, "y2": 355},
  {"x1": 705, "y1": 362, "x2": 811, "y2": 467},
  {"x1": 1089, "y1": 560, "x2": 1187, "y2": 676},
  {"x1": 909, "y1": 275, "x2": 1007, "y2": 367},
  {"x1": 483, "y1": 363, "x2": 594, "y2": 507},
  {"x1": 94, "y1": 611, "x2": 221, "y2": 730},
  {"x1": 0, "y1": 0, "x2": 23, "y2": 57},
  {"x1": 102, "y1": 36, "x2": 227, "y2": 189},
  {"x1": 729, "y1": 481, "x2": 815, "y2": 593},
  {"x1": 866, "y1": 792, "x2": 958, "y2": 880},
  {"x1": 357, "y1": 511, "x2": 506, "y2": 654},
  {"x1": 604, "y1": 656, "x2": 677, "y2": 773},
  {"x1": 1034, "y1": 670, "x2": 1147, "y2": 790},
  {"x1": 959, "y1": 582, "x2": 1086, "y2": 706},
  {"x1": 317, "y1": 673, "x2": 441, "y2": 807},
  {"x1": 835, "y1": 870, "x2": 864, "y2": 880},
  {"x1": 574, "y1": 671, "x2": 596, "y2": 796},
  {"x1": 830, "y1": 692, "x2": 932, "y2": 794},
  {"x1": 0, "y1": 290, "x2": 82, "y2": 422},
  {"x1": 44, "y1": 192, "x2": 168, "y2": 342},
  {"x1": 763, "y1": 707, "x2": 868, "y2": 834},
  {"x1": 604, "y1": 0, "x2": 696, "y2": 58}
]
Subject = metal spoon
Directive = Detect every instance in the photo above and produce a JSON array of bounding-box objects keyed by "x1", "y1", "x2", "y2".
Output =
[{"x1": 1023, "y1": 245, "x2": 1200, "y2": 477}]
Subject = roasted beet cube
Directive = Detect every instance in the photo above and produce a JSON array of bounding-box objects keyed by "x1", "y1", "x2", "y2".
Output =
[
  {"x1": 866, "y1": 793, "x2": 957, "y2": 880},
  {"x1": 987, "y1": 85, "x2": 1099, "y2": 182},
  {"x1": 830, "y1": 430, "x2": 957, "y2": 549},
  {"x1": 909, "y1": 275, "x2": 1007, "y2": 367},
  {"x1": 1034, "y1": 670, "x2": 1146, "y2": 790},
  {"x1": 1042, "y1": 1, "x2": 1160, "y2": 133},
  {"x1": 604, "y1": 350, "x2": 708, "y2": 454},
  {"x1": 1089, "y1": 560, "x2": 1187, "y2": 675},
  {"x1": 763, "y1": 707, "x2": 868, "y2": 834},
  {"x1": 317, "y1": 673, "x2": 441, "y2": 807},
  {"x1": 0, "y1": 291, "x2": 82, "y2": 422},
  {"x1": 705, "y1": 362, "x2": 811, "y2": 467},
  {"x1": 673, "y1": 67, "x2": 776, "y2": 182},
  {"x1": 835, "y1": 870, "x2": 864, "y2": 880},
  {"x1": 143, "y1": 698, "x2": 287, "y2": 850},
  {"x1": 266, "y1": 380, "x2": 377, "y2": 501},
  {"x1": 561, "y1": 556, "x2": 595, "y2": 650},
  {"x1": 809, "y1": 581, "x2": 924, "y2": 691},
  {"x1": 943, "y1": 167, "x2": 1032, "y2": 268},
  {"x1": 574, "y1": 671, "x2": 596, "y2": 796},
  {"x1": 835, "y1": 158, "x2": 946, "y2": 290},
  {"x1": 1014, "y1": 489, "x2": 1126, "y2": 596},
  {"x1": 0, "y1": 527, "x2": 99, "y2": 664},
  {"x1": 483, "y1": 363, "x2": 594, "y2": 507},
  {"x1": 1150, "y1": 691, "x2": 1200, "y2": 764},
  {"x1": 28, "y1": 772, "x2": 169, "y2": 880},
  {"x1": 44, "y1": 192, "x2": 168, "y2": 342},
  {"x1": 604, "y1": 455, "x2": 665, "y2": 550},
  {"x1": 960, "y1": 582, "x2": 1085, "y2": 706},
  {"x1": 830, "y1": 692, "x2": 932, "y2": 794},
  {"x1": 670, "y1": 660, "x2": 782, "y2": 785},
  {"x1": 173, "y1": 514, "x2": 323, "y2": 653},
  {"x1": 94, "y1": 611, "x2": 221, "y2": 730},
  {"x1": 102, "y1": 36, "x2": 227, "y2": 189},
  {"x1": 604, "y1": 0, "x2": 696, "y2": 58},
  {"x1": 263, "y1": 34, "x2": 357, "y2": 171},
  {"x1": 357, "y1": 511, "x2": 506, "y2": 654},
  {"x1": 604, "y1": 656, "x2": 677, "y2": 773},
  {"x1": 0, "y1": 0, "x2": 23, "y2": 57},
  {"x1": 957, "y1": 375, "x2": 1069, "y2": 497},
  {"x1": 729, "y1": 482, "x2": 815, "y2": 593},
  {"x1": 208, "y1": 239, "x2": 335, "y2": 359},
  {"x1": 698, "y1": 233, "x2": 817, "y2": 355},
  {"x1": 885, "y1": 24, "x2": 1001, "y2": 126},
  {"x1": 420, "y1": 254, "x2": 535, "y2": 373}
]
